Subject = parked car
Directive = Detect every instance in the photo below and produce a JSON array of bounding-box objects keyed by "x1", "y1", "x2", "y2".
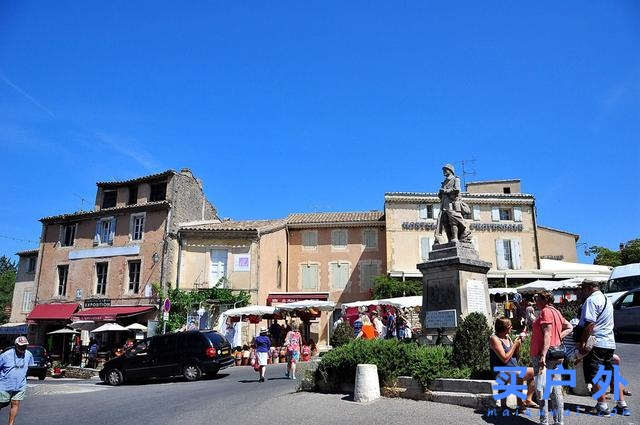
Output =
[
  {"x1": 605, "y1": 263, "x2": 640, "y2": 304},
  {"x1": 99, "y1": 330, "x2": 234, "y2": 386},
  {"x1": 613, "y1": 288, "x2": 640, "y2": 337},
  {"x1": 26, "y1": 345, "x2": 50, "y2": 380}
]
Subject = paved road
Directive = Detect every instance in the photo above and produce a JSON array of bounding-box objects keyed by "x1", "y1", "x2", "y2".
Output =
[{"x1": 15, "y1": 343, "x2": 639, "y2": 425}]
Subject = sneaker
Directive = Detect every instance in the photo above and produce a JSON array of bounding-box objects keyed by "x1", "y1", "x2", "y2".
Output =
[
  {"x1": 591, "y1": 403, "x2": 611, "y2": 417},
  {"x1": 615, "y1": 402, "x2": 631, "y2": 416}
]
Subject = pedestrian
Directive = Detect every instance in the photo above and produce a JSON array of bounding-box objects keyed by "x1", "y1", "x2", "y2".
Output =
[
  {"x1": 385, "y1": 309, "x2": 397, "y2": 339},
  {"x1": 356, "y1": 315, "x2": 376, "y2": 340},
  {"x1": 88, "y1": 339, "x2": 98, "y2": 368},
  {"x1": 576, "y1": 279, "x2": 629, "y2": 416},
  {"x1": 371, "y1": 311, "x2": 386, "y2": 339},
  {"x1": 530, "y1": 291, "x2": 572, "y2": 425},
  {"x1": 352, "y1": 314, "x2": 363, "y2": 338},
  {"x1": 255, "y1": 328, "x2": 271, "y2": 382},
  {"x1": 489, "y1": 317, "x2": 537, "y2": 409},
  {"x1": 284, "y1": 322, "x2": 302, "y2": 380},
  {"x1": 333, "y1": 313, "x2": 344, "y2": 331},
  {"x1": 0, "y1": 336, "x2": 34, "y2": 425},
  {"x1": 269, "y1": 321, "x2": 281, "y2": 345}
]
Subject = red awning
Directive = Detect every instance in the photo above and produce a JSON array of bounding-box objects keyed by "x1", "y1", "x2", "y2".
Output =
[
  {"x1": 27, "y1": 303, "x2": 80, "y2": 322},
  {"x1": 71, "y1": 306, "x2": 155, "y2": 322},
  {"x1": 266, "y1": 293, "x2": 328, "y2": 306}
]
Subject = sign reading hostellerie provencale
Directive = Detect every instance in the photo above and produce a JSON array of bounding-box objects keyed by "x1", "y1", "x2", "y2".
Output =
[
  {"x1": 402, "y1": 222, "x2": 523, "y2": 232},
  {"x1": 425, "y1": 309, "x2": 457, "y2": 328}
]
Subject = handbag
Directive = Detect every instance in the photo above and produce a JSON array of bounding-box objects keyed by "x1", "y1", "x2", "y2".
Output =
[{"x1": 545, "y1": 307, "x2": 567, "y2": 362}]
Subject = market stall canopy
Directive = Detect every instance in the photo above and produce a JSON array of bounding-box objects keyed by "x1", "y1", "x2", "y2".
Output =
[
  {"x1": 26, "y1": 303, "x2": 79, "y2": 322},
  {"x1": 91, "y1": 323, "x2": 130, "y2": 333},
  {"x1": 276, "y1": 300, "x2": 336, "y2": 311},
  {"x1": 72, "y1": 306, "x2": 155, "y2": 322},
  {"x1": 69, "y1": 320, "x2": 96, "y2": 331},
  {"x1": 377, "y1": 296, "x2": 422, "y2": 308},
  {"x1": 0, "y1": 323, "x2": 28, "y2": 335},
  {"x1": 341, "y1": 300, "x2": 381, "y2": 309},
  {"x1": 489, "y1": 288, "x2": 518, "y2": 295},
  {"x1": 516, "y1": 279, "x2": 583, "y2": 293},
  {"x1": 223, "y1": 305, "x2": 277, "y2": 318},
  {"x1": 539, "y1": 259, "x2": 613, "y2": 280},
  {"x1": 48, "y1": 327, "x2": 79, "y2": 335},
  {"x1": 125, "y1": 323, "x2": 148, "y2": 331}
]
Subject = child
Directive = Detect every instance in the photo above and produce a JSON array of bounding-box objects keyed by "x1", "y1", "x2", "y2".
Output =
[
  {"x1": 301, "y1": 341, "x2": 311, "y2": 362},
  {"x1": 234, "y1": 346, "x2": 242, "y2": 366},
  {"x1": 241, "y1": 345, "x2": 250, "y2": 366}
]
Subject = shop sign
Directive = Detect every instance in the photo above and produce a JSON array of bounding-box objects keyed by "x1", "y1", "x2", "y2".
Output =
[
  {"x1": 84, "y1": 298, "x2": 111, "y2": 308},
  {"x1": 401, "y1": 222, "x2": 523, "y2": 232},
  {"x1": 234, "y1": 254, "x2": 251, "y2": 272}
]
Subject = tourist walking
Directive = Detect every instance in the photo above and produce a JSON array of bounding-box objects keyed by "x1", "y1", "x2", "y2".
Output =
[
  {"x1": 371, "y1": 311, "x2": 386, "y2": 339},
  {"x1": 530, "y1": 291, "x2": 572, "y2": 425},
  {"x1": 0, "y1": 336, "x2": 34, "y2": 425},
  {"x1": 255, "y1": 328, "x2": 271, "y2": 382},
  {"x1": 284, "y1": 322, "x2": 302, "y2": 380},
  {"x1": 356, "y1": 315, "x2": 376, "y2": 340},
  {"x1": 577, "y1": 279, "x2": 629, "y2": 416}
]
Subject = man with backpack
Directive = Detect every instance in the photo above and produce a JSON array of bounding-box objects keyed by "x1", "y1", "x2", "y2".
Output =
[{"x1": 577, "y1": 279, "x2": 629, "y2": 416}]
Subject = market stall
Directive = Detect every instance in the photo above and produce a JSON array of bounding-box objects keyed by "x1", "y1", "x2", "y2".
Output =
[
  {"x1": 276, "y1": 300, "x2": 336, "y2": 348},
  {"x1": 47, "y1": 327, "x2": 79, "y2": 364},
  {"x1": 216, "y1": 305, "x2": 278, "y2": 347}
]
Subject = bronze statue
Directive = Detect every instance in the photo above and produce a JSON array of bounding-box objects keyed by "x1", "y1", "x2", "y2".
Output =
[{"x1": 435, "y1": 163, "x2": 472, "y2": 244}]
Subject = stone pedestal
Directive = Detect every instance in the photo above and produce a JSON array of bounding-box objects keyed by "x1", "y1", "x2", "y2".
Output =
[{"x1": 418, "y1": 242, "x2": 493, "y2": 333}]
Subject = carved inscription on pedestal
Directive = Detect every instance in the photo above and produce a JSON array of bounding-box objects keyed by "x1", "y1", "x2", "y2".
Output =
[
  {"x1": 466, "y1": 279, "x2": 488, "y2": 316},
  {"x1": 426, "y1": 278, "x2": 456, "y2": 310}
]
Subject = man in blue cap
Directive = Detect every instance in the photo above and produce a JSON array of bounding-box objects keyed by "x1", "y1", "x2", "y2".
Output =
[{"x1": 0, "y1": 336, "x2": 34, "y2": 425}]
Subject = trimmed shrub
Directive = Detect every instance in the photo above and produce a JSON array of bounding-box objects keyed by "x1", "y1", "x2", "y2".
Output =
[
  {"x1": 452, "y1": 312, "x2": 492, "y2": 378},
  {"x1": 330, "y1": 321, "x2": 354, "y2": 348},
  {"x1": 515, "y1": 332, "x2": 531, "y2": 367},
  {"x1": 316, "y1": 339, "x2": 469, "y2": 391}
]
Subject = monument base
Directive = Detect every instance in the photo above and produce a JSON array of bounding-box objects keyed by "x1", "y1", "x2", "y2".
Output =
[{"x1": 418, "y1": 241, "x2": 493, "y2": 334}]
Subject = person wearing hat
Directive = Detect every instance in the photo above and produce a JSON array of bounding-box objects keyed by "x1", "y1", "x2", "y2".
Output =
[
  {"x1": 577, "y1": 279, "x2": 629, "y2": 416},
  {"x1": 254, "y1": 328, "x2": 271, "y2": 382},
  {"x1": 0, "y1": 336, "x2": 34, "y2": 425},
  {"x1": 435, "y1": 163, "x2": 472, "y2": 244}
]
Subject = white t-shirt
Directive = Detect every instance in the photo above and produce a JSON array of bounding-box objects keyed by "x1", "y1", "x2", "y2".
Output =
[
  {"x1": 578, "y1": 291, "x2": 615, "y2": 350},
  {"x1": 373, "y1": 317, "x2": 386, "y2": 338}
]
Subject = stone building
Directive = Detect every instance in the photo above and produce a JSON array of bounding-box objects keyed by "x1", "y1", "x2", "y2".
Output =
[
  {"x1": 538, "y1": 225, "x2": 580, "y2": 263},
  {"x1": 384, "y1": 179, "x2": 579, "y2": 286},
  {"x1": 28, "y1": 169, "x2": 217, "y2": 343},
  {"x1": 8, "y1": 250, "x2": 38, "y2": 323},
  {"x1": 284, "y1": 211, "x2": 387, "y2": 344}
]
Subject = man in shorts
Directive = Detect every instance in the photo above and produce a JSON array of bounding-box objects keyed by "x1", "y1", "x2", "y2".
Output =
[
  {"x1": 578, "y1": 279, "x2": 629, "y2": 416},
  {"x1": 0, "y1": 336, "x2": 34, "y2": 425}
]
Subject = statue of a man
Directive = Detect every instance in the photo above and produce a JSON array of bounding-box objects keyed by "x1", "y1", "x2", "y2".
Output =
[{"x1": 435, "y1": 163, "x2": 472, "y2": 244}]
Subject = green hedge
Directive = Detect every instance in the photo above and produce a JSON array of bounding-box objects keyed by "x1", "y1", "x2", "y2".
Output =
[
  {"x1": 452, "y1": 312, "x2": 492, "y2": 378},
  {"x1": 316, "y1": 339, "x2": 469, "y2": 390}
]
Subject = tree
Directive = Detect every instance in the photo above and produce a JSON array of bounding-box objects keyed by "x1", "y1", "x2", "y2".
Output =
[
  {"x1": 0, "y1": 255, "x2": 17, "y2": 323},
  {"x1": 371, "y1": 276, "x2": 422, "y2": 299},
  {"x1": 154, "y1": 284, "x2": 250, "y2": 332},
  {"x1": 587, "y1": 238, "x2": 640, "y2": 267}
]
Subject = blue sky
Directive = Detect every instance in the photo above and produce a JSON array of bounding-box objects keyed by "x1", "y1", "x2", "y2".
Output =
[{"x1": 1, "y1": 1, "x2": 638, "y2": 263}]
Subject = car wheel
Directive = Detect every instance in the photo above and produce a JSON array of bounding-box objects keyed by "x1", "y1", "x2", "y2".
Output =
[
  {"x1": 106, "y1": 369, "x2": 124, "y2": 386},
  {"x1": 183, "y1": 364, "x2": 202, "y2": 382}
]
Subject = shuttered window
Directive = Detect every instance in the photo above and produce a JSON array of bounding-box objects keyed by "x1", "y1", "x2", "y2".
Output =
[
  {"x1": 420, "y1": 237, "x2": 432, "y2": 261},
  {"x1": 513, "y1": 207, "x2": 522, "y2": 222},
  {"x1": 360, "y1": 263, "x2": 378, "y2": 291},
  {"x1": 96, "y1": 262, "x2": 108, "y2": 295},
  {"x1": 472, "y1": 205, "x2": 481, "y2": 221},
  {"x1": 419, "y1": 204, "x2": 434, "y2": 220},
  {"x1": 330, "y1": 262, "x2": 350, "y2": 290},
  {"x1": 57, "y1": 265, "x2": 69, "y2": 296},
  {"x1": 95, "y1": 218, "x2": 116, "y2": 245},
  {"x1": 301, "y1": 264, "x2": 319, "y2": 290},
  {"x1": 331, "y1": 229, "x2": 347, "y2": 249},
  {"x1": 22, "y1": 291, "x2": 33, "y2": 312},
  {"x1": 363, "y1": 229, "x2": 378, "y2": 250},
  {"x1": 302, "y1": 231, "x2": 317, "y2": 249},
  {"x1": 495, "y1": 239, "x2": 521, "y2": 270},
  {"x1": 130, "y1": 213, "x2": 145, "y2": 241},
  {"x1": 128, "y1": 260, "x2": 141, "y2": 293}
]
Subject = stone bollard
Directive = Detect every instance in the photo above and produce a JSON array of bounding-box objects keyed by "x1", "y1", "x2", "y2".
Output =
[{"x1": 353, "y1": 364, "x2": 381, "y2": 403}]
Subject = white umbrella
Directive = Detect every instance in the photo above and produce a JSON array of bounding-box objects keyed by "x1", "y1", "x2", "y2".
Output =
[
  {"x1": 69, "y1": 320, "x2": 96, "y2": 331},
  {"x1": 125, "y1": 323, "x2": 148, "y2": 331},
  {"x1": 91, "y1": 323, "x2": 130, "y2": 333},
  {"x1": 47, "y1": 327, "x2": 79, "y2": 335},
  {"x1": 276, "y1": 300, "x2": 336, "y2": 311}
]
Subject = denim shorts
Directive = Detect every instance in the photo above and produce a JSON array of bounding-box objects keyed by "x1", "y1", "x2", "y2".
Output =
[{"x1": 0, "y1": 389, "x2": 25, "y2": 403}]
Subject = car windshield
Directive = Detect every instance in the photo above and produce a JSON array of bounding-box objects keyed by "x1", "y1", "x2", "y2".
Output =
[
  {"x1": 203, "y1": 331, "x2": 226, "y2": 347},
  {"x1": 27, "y1": 347, "x2": 44, "y2": 357},
  {"x1": 607, "y1": 276, "x2": 640, "y2": 293}
]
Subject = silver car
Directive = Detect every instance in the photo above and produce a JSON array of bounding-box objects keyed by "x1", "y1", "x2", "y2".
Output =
[{"x1": 613, "y1": 288, "x2": 640, "y2": 337}]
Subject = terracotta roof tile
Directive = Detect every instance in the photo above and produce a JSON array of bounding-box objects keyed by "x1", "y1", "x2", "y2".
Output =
[
  {"x1": 15, "y1": 249, "x2": 38, "y2": 257},
  {"x1": 180, "y1": 219, "x2": 286, "y2": 233},
  {"x1": 96, "y1": 170, "x2": 175, "y2": 187},
  {"x1": 40, "y1": 201, "x2": 170, "y2": 223},
  {"x1": 286, "y1": 211, "x2": 384, "y2": 224}
]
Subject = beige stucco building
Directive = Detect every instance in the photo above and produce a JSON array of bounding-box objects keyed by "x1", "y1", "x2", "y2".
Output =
[
  {"x1": 538, "y1": 226, "x2": 579, "y2": 263},
  {"x1": 9, "y1": 249, "x2": 38, "y2": 323},
  {"x1": 385, "y1": 179, "x2": 579, "y2": 285}
]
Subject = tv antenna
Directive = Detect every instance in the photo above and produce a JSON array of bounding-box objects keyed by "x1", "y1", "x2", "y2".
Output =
[
  {"x1": 73, "y1": 193, "x2": 88, "y2": 210},
  {"x1": 456, "y1": 159, "x2": 477, "y2": 189}
]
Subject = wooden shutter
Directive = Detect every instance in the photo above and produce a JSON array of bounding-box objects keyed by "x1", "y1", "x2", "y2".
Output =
[
  {"x1": 472, "y1": 205, "x2": 481, "y2": 221},
  {"x1": 510, "y1": 239, "x2": 522, "y2": 270},
  {"x1": 108, "y1": 218, "x2": 116, "y2": 244},
  {"x1": 495, "y1": 239, "x2": 507, "y2": 270},
  {"x1": 419, "y1": 205, "x2": 428, "y2": 220},
  {"x1": 433, "y1": 204, "x2": 440, "y2": 219},
  {"x1": 491, "y1": 207, "x2": 500, "y2": 222},
  {"x1": 420, "y1": 237, "x2": 431, "y2": 261},
  {"x1": 513, "y1": 207, "x2": 522, "y2": 222},
  {"x1": 94, "y1": 221, "x2": 101, "y2": 245}
]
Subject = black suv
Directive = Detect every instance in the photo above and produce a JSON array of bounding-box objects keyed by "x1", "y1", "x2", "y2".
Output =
[
  {"x1": 26, "y1": 345, "x2": 49, "y2": 380},
  {"x1": 99, "y1": 330, "x2": 233, "y2": 386}
]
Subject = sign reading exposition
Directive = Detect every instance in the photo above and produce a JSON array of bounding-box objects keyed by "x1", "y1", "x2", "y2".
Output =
[{"x1": 425, "y1": 309, "x2": 457, "y2": 328}]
